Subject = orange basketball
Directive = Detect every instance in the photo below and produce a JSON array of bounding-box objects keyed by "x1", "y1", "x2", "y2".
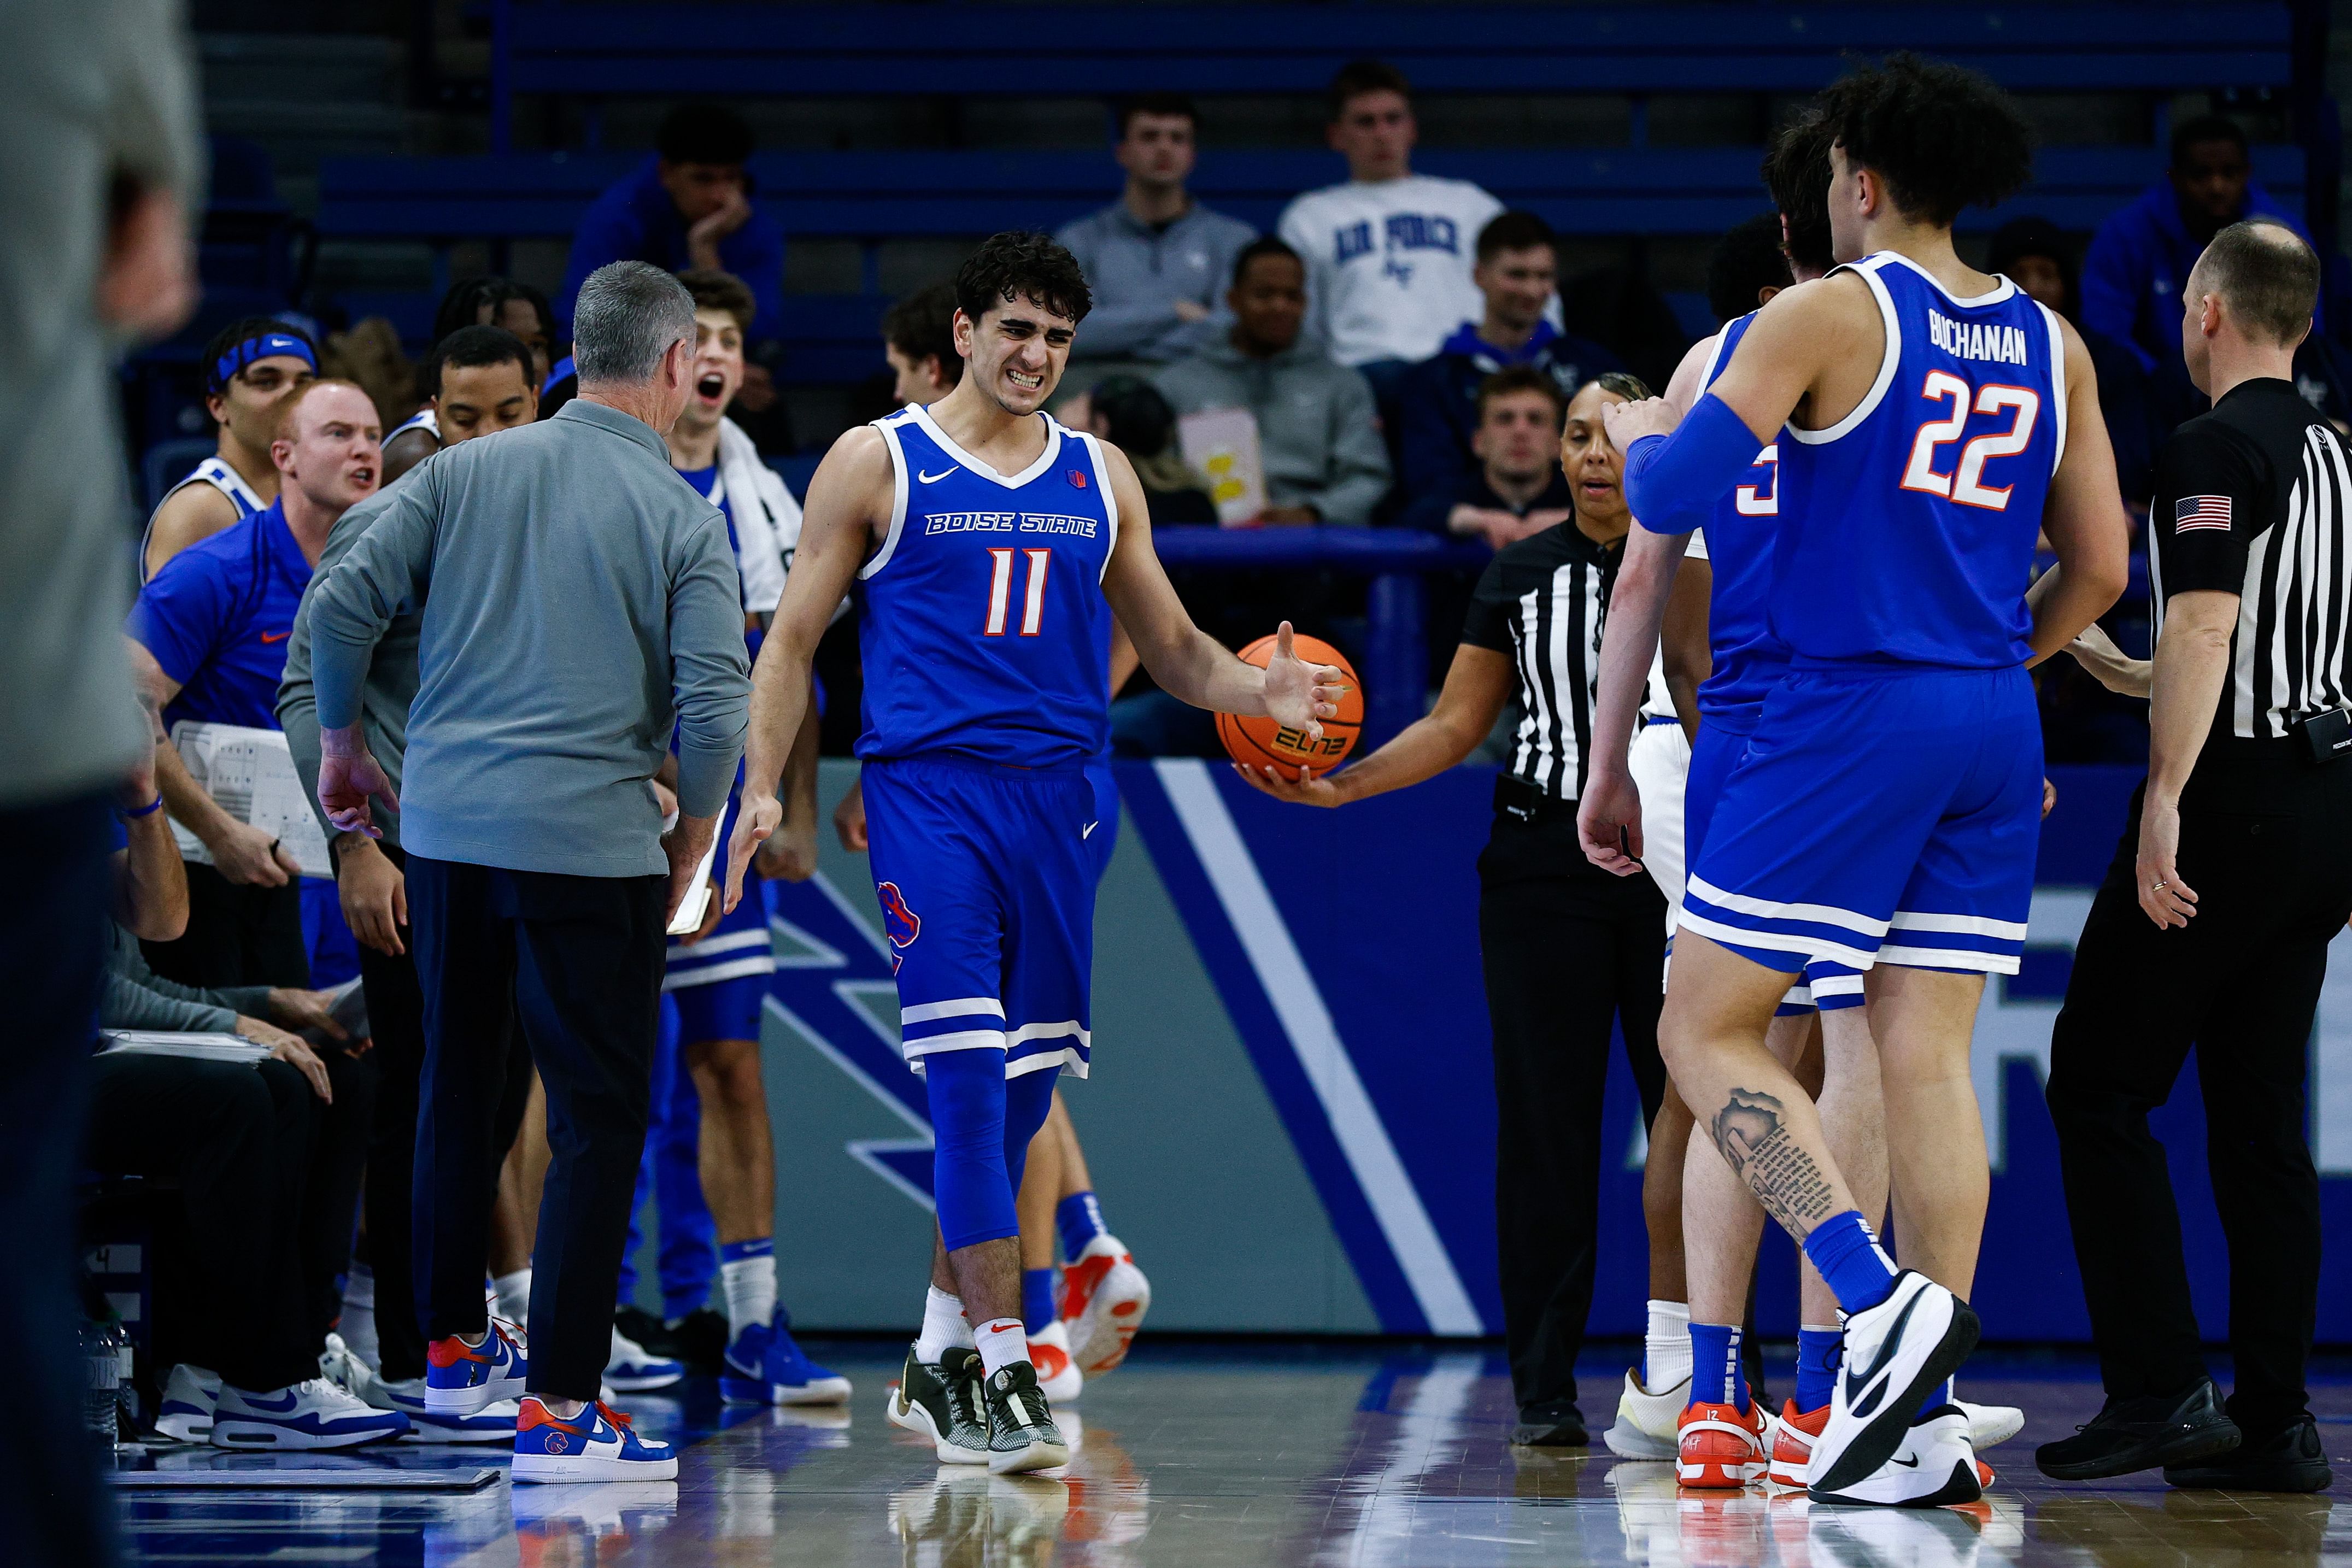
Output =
[{"x1": 1216, "y1": 633, "x2": 1363, "y2": 777}]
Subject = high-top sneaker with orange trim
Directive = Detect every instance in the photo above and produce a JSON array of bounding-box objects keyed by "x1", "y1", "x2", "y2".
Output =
[
  {"x1": 1678, "y1": 1399, "x2": 1767, "y2": 1489},
  {"x1": 1029, "y1": 1319, "x2": 1083, "y2": 1402},
  {"x1": 1767, "y1": 1400, "x2": 1829, "y2": 1489},
  {"x1": 1060, "y1": 1235, "x2": 1149, "y2": 1377}
]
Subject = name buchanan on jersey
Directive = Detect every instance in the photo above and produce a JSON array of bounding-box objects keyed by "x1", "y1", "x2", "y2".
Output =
[
  {"x1": 1926, "y1": 309, "x2": 2032, "y2": 366},
  {"x1": 921, "y1": 511, "x2": 1101, "y2": 537}
]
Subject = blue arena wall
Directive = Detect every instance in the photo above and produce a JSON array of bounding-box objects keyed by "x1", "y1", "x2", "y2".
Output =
[{"x1": 719, "y1": 759, "x2": 2352, "y2": 1344}]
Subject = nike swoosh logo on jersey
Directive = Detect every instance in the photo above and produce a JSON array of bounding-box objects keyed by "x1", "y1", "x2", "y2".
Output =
[
  {"x1": 261, "y1": 630, "x2": 290, "y2": 643},
  {"x1": 918, "y1": 467, "x2": 958, "y2": 484},
  {"x1": 1842, "y1": 1288, "x2": 1923, "y2": 1417},
  {"x1": 1082, "y1": 821, "x2": 1098, "y2": 839}
]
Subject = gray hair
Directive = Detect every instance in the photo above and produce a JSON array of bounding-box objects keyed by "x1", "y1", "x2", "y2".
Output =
[{"x1": 571, "y1": 261, "x2": 696, "y2": 384}]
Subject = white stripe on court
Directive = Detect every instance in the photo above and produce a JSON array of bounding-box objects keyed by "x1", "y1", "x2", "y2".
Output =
[{"x1": 1156, "y1": 759, "x2": 1482, "y2": 1335}]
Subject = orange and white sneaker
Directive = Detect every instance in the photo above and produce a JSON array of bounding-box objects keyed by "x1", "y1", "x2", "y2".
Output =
[
  {"x1": 1678, "y1": 1400, "x2": 1767, "y2": 1489},
  {"x1": 1060, "y1": 1235, "x2": 1150, "y2": 1377},
  {"x1": 1766, "y1": 1400, "x2": 1829, "y2": 1490},
  {"x1": 1029, "y1": 1319, "x2": 1083, "y2": 1403}
]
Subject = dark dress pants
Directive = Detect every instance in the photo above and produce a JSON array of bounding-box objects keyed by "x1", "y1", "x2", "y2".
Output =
[
  {"x1": 4, "y1": 794, "x2": 114, "y2": 1568},
  {"x1": 2048, "y1": 757, "x2": 2352, "y2": 1438},
  {"x1": 1479, "y1": 802, "x2": 1669, "y2": 1412},
  {"x1": 407, "y1": 854, "x2": 666, "y2": 1401},
  {"x1": 140, "y1": 860, "x2": 308, "y2": 990}
]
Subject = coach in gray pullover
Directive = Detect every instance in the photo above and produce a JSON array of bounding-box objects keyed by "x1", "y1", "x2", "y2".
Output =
[{"x1": 304, "y1": 262, "x2": 747, "y2": 1423}]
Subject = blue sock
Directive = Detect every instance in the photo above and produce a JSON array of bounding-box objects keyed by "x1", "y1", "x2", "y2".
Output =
[
  {"x1": 1916, "y1": 1377, "x2": 1952, "y2": 1420},
  {"x1": 1056, "y1": 1191, "x2": 1106, "y2": 1260},
  {"x1": 1795, "y1": 1328, "x2": 1841, "y2": 1413},
  {"x1": 1800, "y1": 1211, "x2": 1898, "y2": 1316},
  {"x1": 1688, "y1": 1324, "x2": 1747, "y2": 1413},
  {"x1": 1021, "y1": 1268, "x2": 1058, "y2": 1335}
]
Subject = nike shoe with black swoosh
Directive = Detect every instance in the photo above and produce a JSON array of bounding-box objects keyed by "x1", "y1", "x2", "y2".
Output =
[
  {"x1": 1809, "y1": 1271, "x2": 1979, "y2": 1496},
  {"x1": 1809, "y1": 1406, "x2": 1981, "y2": 1508}
]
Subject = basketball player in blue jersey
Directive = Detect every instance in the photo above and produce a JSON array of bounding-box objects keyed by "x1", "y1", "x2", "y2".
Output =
[
  {"x1": 1587, "y1": 55, "x2": 2131, "y2": 1505},
  {"x1": 723, "y1": 231, "x2": 1344, "y2": 1473},
  {"x1": 143, "y1": 318, "x2": 318, "y2": 582}
]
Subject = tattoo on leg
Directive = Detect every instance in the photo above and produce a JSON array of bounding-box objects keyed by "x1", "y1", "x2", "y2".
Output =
[{"x1": 1710, "y1": 1088, "x2": 1837, "y2": 1235}]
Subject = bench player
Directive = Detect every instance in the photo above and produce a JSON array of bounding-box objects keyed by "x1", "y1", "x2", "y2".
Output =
[
  {"x1": 143, "y1": 318, "x2": 317, "y2": 580},
  {"x1": 723, "y1": 231, "x2": 1341, "y2": 1473},
  {"x1": 1585, "y1": 55, "x2": 2128, "y2": 1505}
]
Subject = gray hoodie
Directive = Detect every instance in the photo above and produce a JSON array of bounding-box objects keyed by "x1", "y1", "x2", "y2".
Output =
[{"x1": 1152, "y1": 338, "x2": 1392, "y2": 525}]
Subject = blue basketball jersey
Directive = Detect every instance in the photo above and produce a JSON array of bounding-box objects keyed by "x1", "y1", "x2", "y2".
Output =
[
  {"x1": 858, "y1": 404, "x2": 1117, "y2": 769},
  {"x1": 1770, "y1": 251, "x2": 2066, "y2": 670},
  {"x1": 1692, "y1": 311, "x2": 1788, "y2": 732}
]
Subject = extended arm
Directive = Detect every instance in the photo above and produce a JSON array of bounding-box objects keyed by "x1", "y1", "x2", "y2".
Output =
[
  {"x1": 1238, "y1": 644, "x2": 1515, "y2": 806},
  {"x1": 2135, "y1": 590, "x2": 2238, "y2": 929},
  {"x1": 2025, "y1": 320, "x2": 2132, "y2": 664},
  {"x1": 1575, "y1": 524, "x2": 1692, "y2": 873}
]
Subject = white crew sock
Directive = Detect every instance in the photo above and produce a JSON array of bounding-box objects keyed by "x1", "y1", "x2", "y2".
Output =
[
  {"x1": 339, "y1": 1266, "x2": 379, "y2": 1371},
  {"x1": 973, "y1": 1317, "x2": 1030, "y2": 1379},
  {"x1": 1645, "y1": 1299, "x2": 1692, "y2": 1391},
  {"x1": 492, "y1": 1267, "x2": 532, "y2": 1325},
  {"x1": 915, "y1": 1287, "x2": 975, "y2": 1364},
  {"x1": 722, "y1": 1251, "x2": 777, "y2": 1338}
]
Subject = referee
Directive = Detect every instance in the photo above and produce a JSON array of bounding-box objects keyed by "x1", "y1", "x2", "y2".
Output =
[{"x1": 2039, "y1": 220, "x2": 2352, "y2": 1493}]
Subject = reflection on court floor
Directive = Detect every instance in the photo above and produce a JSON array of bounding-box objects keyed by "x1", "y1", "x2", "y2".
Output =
[{"x1": 111, "y1": 1343, "x2": 2350, "y2": 1567}]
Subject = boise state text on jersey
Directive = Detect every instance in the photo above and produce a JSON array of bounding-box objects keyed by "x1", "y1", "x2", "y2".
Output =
[
  {"x1": 858, "y1": 404, "x2": 1117, "y2": 770},
  {"x1": 1769, "y1": 250, "x2": 2066, "y2": 670}
]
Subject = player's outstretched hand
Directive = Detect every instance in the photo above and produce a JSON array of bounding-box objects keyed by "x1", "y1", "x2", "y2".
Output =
[
  {"x1": 1234, "y1": 760, "x2": 1343, "y2": 808},
  {"x1": 318, "y1": 732, "x2": 397, "y2": 839},
  {"x1": 723, "y1": 791, "x2": 781, "y2": 914},
  {"x1": 1260, "y1": 621, "x2": 1347, "y2": 742},
  {"x1": 1576, "y1": 764, "x2": 1645, "y2": 876},
  {"x1": 1602, "y1": 396, "x2": 1682, "y2": 453}
]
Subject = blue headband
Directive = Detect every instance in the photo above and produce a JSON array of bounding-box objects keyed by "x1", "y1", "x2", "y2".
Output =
[{"x1": 211, "y1": 331, "x2": 316, "y2": 392}]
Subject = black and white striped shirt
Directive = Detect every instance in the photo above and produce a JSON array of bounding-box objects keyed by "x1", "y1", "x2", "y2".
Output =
[
  {"x1": 2150, "y1": 378, "x2": 2352, "y2": 748},
  {"x1": 1461, "y1": 522, "x2": 1641, "y2": 800}
]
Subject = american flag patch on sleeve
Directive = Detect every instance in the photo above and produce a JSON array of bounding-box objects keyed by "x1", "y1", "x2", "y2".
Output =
[{"x1": 2174, "y1": 495, "x2": 2233, "y2": 532}]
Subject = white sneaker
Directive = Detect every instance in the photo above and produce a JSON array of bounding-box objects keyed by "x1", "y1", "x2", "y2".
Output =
[
  {"x1": 320, "y1": 1340, "x2": 518, "y2": 1446},
  {"x1": 605, "y1": 1324, "x2": 684, "y2": 1393},
  {"x1": 1809, "y1": 1406, "x2": 1981, "y2": 1508},
  {"x1": 1603, "y1": 1368, "x2": 1686, "y2": 1460},
  {"x1": 1955, "y1": 1396, "x2": 2022, "y2": 1450},
  {"x1": 1809, "y1": 1272, "x2": 1978, "y2": 1496},
  {"x1": 1060, "y1": 1236, "x2": 1149, "y2": 1377},
  {"x1": 212, "y1": 1377, "x2": 413, "y2": 1450},
  {"x1": 155, "y1": 1364, "x2": 220, "y2": 1443},
  {"x1": 1029, "y1": 1319, "x2": 1084, "y2": 1403}
]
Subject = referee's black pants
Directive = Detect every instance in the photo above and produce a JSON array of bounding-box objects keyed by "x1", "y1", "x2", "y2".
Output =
[
  {"x1": 2048, "y1": 756, "x2": 2352, "y2": 1439},
  {"x1": 407, "y1": 854, "x2": 666, "y2": 1402},
  {"x1": 352, "y1": 842, "x2": 537, "y2": 1385},
  {"x1": 1479, "y1": 797, "x2": 1668, "y2": 1414}
]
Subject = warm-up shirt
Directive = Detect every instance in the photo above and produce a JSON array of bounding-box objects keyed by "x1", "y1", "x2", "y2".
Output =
[
  {"x1": 130, "y1": 498, "x2": 313, "y2": 732},
  {"x1": 306, "y1": 401, "x2": 750, "y2": 878}
]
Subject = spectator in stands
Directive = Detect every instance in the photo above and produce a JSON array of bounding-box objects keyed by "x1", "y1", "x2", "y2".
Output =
[
  {"x1": 432, "y1": 277, "x2": 558, "y2": 389},
  {"x1": 882, "y1": 280, "x2": 963, "y2": 407},
  {"x1": 1278, "y1": 61, "x2": 1511, "y2": 402},
  {"x1": 560, "y1": 102, "x2": 786, "y2": 436},
  {"x1": 1399, "y1": 367, "x2": 1575, "y2": 543},
  {"x1": 89, "y1": 755, "x2": 401, "y2": 1450},
  {"x1": 1055, "y1": 93, "x2": 1256, "y2": 381},
  {"x1": 1394, "y1": 212, "x2": 1622, "y2": 522},
  {"x1": 2089, "y1": 115, "x2": 2324, "y2": 400},
  {"x1": 1069, "y1": 374, "x2": 1218, "y2": 525},
  {"x1": 382, "y1": 325, "x2": 545, "y2": 486},
  {"x1": 143, "y1": 318, "x2": 318, "y2": 582},
  {"x1": 1154, "y1": 237, "x2": 1391, "y2": 525},
  {"x1": 130, "y1": 380, "x2": 383, "y2": 991},
  {"x1": 1989, "y1": 217, "x2": 2161, "y2": 505}
]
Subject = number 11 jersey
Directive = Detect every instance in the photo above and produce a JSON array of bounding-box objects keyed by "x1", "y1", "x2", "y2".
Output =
[
  {"x1": 858, "y1": 403, "x2": 1118, "y2": 769},
  {"x1": 1771, "y1": 251, "x2": 2066, "y2": 670}
]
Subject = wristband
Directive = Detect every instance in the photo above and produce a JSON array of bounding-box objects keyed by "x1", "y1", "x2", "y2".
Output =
[{"x1": 121, "y1": 795, "x2": 165, "y2": 819}]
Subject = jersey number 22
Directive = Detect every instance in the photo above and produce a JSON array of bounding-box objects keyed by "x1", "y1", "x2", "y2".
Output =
[{"x1": 1900, "y1": 371, "x2": 2040, "y2": 510}]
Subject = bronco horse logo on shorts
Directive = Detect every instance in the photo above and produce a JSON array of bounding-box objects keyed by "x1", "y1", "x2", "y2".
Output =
[{"x1": 877, "y1": 882, "x2": 921, "y2": 972}]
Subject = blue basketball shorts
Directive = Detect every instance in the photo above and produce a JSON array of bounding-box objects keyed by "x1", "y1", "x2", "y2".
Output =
[
  {"x1": 664, "y1": 871, "x2": 772, "y2": 1043},
  {"x1": 861, "y1": 756, "x2": 1095, "y2": 1080},
  {"x1": 1683, "y1": 719, "x2": 1827, "y2": 1012},
  {"x1": 1086, "y1": 757, "x2": 1119, "y2": 888},
  {"x1": 1680, "y1": 665, "x2": 2040, "y2": 986}
]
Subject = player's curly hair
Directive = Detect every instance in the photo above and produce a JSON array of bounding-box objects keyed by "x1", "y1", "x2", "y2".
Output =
[
  {"x1": 955, "y1": 231, "x2": 1094, "y2": 329},
  {"x1": 1761, "y1": 110, "x2": 1837, "y2": 276},
  {"x1": 1814, "y1": 52, "x2": 2034, "y2": 230}
]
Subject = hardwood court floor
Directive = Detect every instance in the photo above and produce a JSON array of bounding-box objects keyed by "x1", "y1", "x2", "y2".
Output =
[{"x1": 110, "y1": 1343, "x2": 2351, "y2": 1566}]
